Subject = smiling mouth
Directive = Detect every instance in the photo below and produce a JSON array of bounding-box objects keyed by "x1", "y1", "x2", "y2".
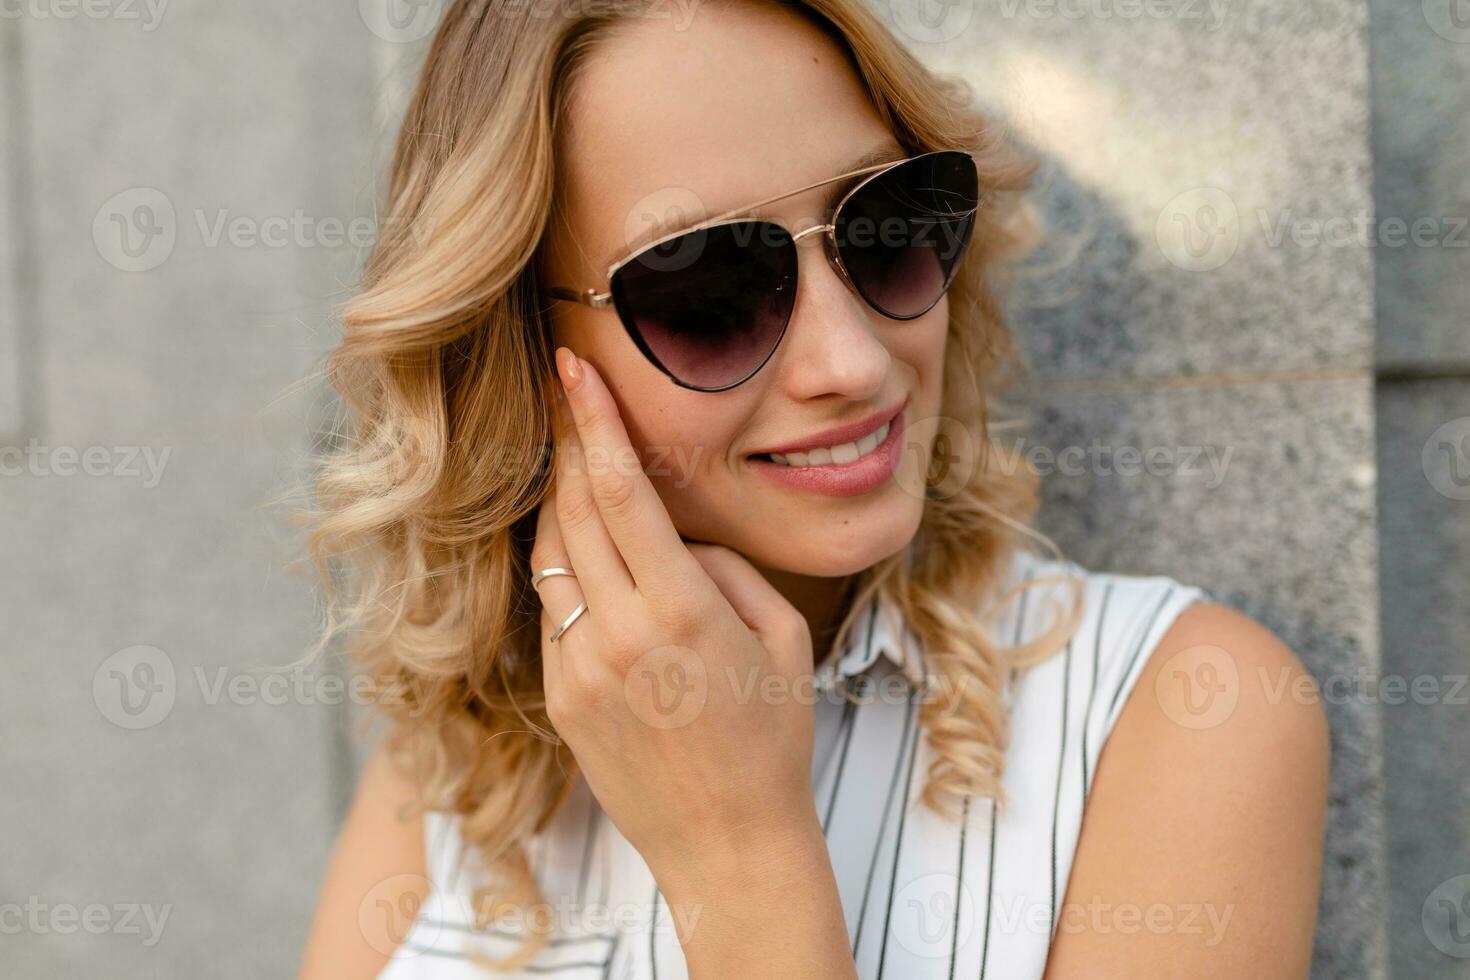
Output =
[
  {"x1": 747, "y1": 397, "x2": 907, "y2": 469},
  {"x1": 752, "y1": 419, "x2": 893, "y2": 468}
]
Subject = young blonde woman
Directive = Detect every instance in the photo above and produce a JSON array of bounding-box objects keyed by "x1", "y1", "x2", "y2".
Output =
[{"x1": 298, "y1": 0, "x2": 1330, "y2": 977}]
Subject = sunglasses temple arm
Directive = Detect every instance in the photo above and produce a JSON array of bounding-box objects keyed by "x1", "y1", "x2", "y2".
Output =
[
  {"x1": 692, "y1": 158, "x2": 909, "y2": 230},
  {"x1": 542, "y1": 286, "x2": 613, "y2": 309},
  {"x1": 576, "y1": 157, "x2": 918, "y2": 284}
]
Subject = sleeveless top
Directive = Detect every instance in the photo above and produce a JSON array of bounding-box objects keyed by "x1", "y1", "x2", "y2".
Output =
[{"x1": 376, "y1": 548, "x2": 1208, "y2": 979}]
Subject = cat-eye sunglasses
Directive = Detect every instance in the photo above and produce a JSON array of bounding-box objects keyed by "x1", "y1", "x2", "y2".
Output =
[{"x1": 540, "y1": 148, "x2": 980, "y2": 392}]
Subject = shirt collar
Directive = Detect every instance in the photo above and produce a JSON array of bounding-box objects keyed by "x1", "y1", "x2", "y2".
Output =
[
  {"x1": 813, "y1": 592, "x2": 926, "y2": 690},
  {"x1": 810, "y1": 548, "x2": 1040, "y2": 693}
]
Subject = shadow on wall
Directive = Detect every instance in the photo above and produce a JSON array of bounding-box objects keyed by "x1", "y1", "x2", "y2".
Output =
[{"x1": 993, "y1": 145, "x2": 1385, "y2": 980}]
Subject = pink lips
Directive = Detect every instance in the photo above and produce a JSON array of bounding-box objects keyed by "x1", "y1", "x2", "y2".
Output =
[{"x1": 746, "y1": 399, "x2": 908, "y2": 498}]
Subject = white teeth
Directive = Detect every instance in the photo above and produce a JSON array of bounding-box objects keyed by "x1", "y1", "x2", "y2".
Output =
[{"x1": 768, "y1": 420, "x2": 889, "y2": 468}]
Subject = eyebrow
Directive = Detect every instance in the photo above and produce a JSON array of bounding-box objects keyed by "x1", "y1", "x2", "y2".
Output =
[{"x1": 612, "y1": 138, "x2": 910, "y2": 266}]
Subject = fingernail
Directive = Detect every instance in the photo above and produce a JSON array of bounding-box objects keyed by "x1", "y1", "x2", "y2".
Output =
[{"x1": 555, "y1": 347, "x2": 583, "y2": 391}]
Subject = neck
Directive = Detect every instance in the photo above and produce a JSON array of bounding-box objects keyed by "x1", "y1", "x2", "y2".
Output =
[{"x1": 753, "y1": 564, "x2": 861, "y2": 668}]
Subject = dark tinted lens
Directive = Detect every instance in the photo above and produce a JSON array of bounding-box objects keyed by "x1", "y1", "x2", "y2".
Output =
[
  {"x1": 609, "y1": 220, "x2": 796, "y2": 391},
  {"x1": 833, "y1": 150, "x2": 979, "y2": 319}
]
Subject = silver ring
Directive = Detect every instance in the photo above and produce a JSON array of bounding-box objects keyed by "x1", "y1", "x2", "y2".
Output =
[
  {"x1": 531, "y1": 566, "x2": 577, "y2": 589},
  {"x1": 532, "y1": 567, "x2": 586, "y2": 642},
  {"x1": 549, "y1": 601, "x2": 588, "y2": 643}
]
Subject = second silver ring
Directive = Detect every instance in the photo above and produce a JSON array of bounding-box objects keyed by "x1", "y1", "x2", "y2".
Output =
[{"x1": 531, "y1": 566, "x2": 588, "y2": 643}]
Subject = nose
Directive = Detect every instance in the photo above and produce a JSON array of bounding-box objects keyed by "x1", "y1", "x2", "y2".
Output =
[{"x1": 768, "y1": 226, "x2": 891, "y2": 402}]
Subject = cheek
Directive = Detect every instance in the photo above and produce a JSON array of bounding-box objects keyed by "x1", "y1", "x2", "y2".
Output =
[
  {"x1": 615, "y1": 392, "x2": 743, "y2": 532},
  {"x1": 555, "y1": 311, "x2": 750, "y2": 535},
  {"x1": 892, "y1": 301, "x2": 950, "y2": 406}
]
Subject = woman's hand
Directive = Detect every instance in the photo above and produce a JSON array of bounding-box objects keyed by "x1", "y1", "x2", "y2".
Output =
[{"x1": 531, "y1": 347, "x2": 823, "y2": 902}]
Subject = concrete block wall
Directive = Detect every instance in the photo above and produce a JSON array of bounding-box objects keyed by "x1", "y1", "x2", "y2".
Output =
[
  {"x1": 1368, "y1": 1, "x2": 1470, "y2": 978},
  {"x1": 0, "y1": 4, "x2": 380, "y2": 976},
  {"x1": 891, "y1": 3, "x2": 1388, "y2": 977},
  {"x1": 2, "y1": 1, "x2": 1458, "y2": 976}
]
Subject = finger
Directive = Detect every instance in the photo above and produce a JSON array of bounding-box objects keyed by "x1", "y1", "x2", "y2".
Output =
[
  {"x1": 686, "y1": 544, "x2": 810, "y2": 664},
  {"x1": 552, "y1": 394, "x2": 638, "y2": 615},
  {"x1": 530, "y1": 495, "x2": 587, "y2": 691},
  {"x1": 554, "y1": 347, "x2": 703, "y2": 597}
]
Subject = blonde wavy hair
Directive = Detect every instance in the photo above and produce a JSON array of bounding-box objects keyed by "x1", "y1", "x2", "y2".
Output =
[{"x1": 307, "y1": 0, "x2": 1080, "y2": 968}]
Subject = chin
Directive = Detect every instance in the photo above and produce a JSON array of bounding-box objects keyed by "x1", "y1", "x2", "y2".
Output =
[{"x1": 727, "y1": 498, "x2": 924, "y2": 578}]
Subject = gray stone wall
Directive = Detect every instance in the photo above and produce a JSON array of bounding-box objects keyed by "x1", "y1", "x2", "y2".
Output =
[
  {"x1": 1, "y1": 1, "x2": 1459, "y2": 976},
  {"x1": 1369, "y1": 1, "x2": 1470, "y2": 978},
  {"x1": 0, "y1": 4, "x2": 380, "y2": 976},
  {"x1": 894, "y1": 3, "x2": 1387, "y2": 977}
]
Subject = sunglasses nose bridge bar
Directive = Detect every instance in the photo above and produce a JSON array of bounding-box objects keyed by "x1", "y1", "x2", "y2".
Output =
[
  {"x1": 789, "y1": 222, "x2": 834, "y2": 244},
  {"x1": 788, "y1": 221, "x2": 857, "y2": 296}
]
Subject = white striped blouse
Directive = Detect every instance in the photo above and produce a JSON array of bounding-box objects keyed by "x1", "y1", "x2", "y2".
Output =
[{"x1": 376, "y1": 547, "x2": 1207, "y2": 979}]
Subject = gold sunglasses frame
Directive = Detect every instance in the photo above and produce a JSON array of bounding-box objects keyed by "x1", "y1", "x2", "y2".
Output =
[{"x1": 539, "y1": 148, "x2": 980, "y2": 390}]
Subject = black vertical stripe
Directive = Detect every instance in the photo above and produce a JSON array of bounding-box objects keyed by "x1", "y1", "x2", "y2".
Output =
[
  {"x1": 1103, "y1": 587, "x2": 1176, "y2": 724},
  {"x1": 852, "y1": 688, "x2": 919, "y2": 956},
  {"x1": 577, "y1": 796, "x2": 600, "y2": 907},
  {"x1": 822, "y1": 596, "x2": 879, "y2": 834},
  {"x1": 1048, "y1": 638, "x2": 1074, "y2": 934},
  {"x1": 601, "y1": 860, "x2": 621, "y2": 980},
  {"x1": 858, "y1": 593, "x2": 881, "y2": 672},
  {"x1": 599, "y1": 825, "x2": 612, "y2": 912},
  {"x1": 647, "y1": 881, "x2": 660, "y2": 980},
  {"x1": 1009, "y1": 577, "x2": 1033, "y2": 686},
  {"x1": 538, "y1": 824, "x2": 555, "y2": 906},
  {"x1": 946, "y1": 794, "x2": 971, "y2": 980},
  {"x1": 1079, "y1": 583, "x2": 1113, "y2": 798},
  {"x1": 449, "y1": 816, "x2": 469, "y2": 897},
  {"x1": 822, "y1": 700, "x2": 858, "y2": 834},
  {"x1": 979, "y1": 568, "x2": 1033, "y2": 979},
  {"x1": 876, "y1": 683, "x2": 924, "y2": 977},
  {"x1": 978, "y1": 797, "x2": 998, "y2": 980},
  {"x1": 425, "y1": 811, "x2": 443, "y2": 891}
]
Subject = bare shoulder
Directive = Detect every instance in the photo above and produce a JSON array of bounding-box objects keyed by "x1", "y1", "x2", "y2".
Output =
[
  {"x1": 298, "y1": 745, "x2": 429, "y2": 980},
  {"x1": 1044, "y1": 601, "x2": 1330, "y2": 979},
  {"x1": 1129, "y1": 601, "x2": 1330, "y2": 768}
]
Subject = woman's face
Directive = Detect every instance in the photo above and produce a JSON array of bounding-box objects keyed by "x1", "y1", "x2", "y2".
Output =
[{"x1": 540, "y1": 3, "x2": 948, "y2": 579}]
